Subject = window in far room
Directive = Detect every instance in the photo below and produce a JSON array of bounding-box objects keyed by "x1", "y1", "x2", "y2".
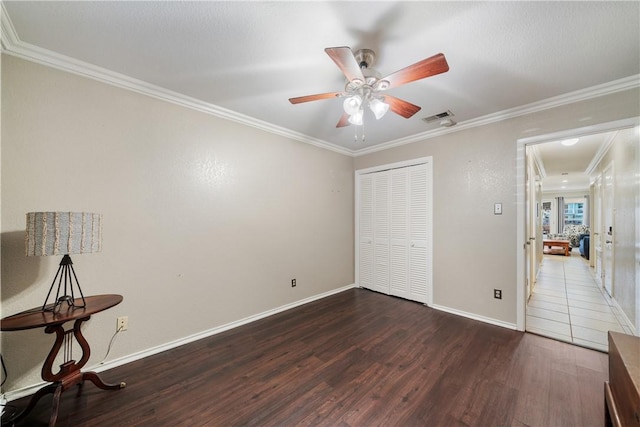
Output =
[{"x1": 564, "y1": 199, "x2": 585, "y2": 226}]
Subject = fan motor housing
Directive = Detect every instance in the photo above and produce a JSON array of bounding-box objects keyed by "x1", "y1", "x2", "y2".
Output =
[{"x1": 355, "y1": 49, "x2": 376, "y2": 69}]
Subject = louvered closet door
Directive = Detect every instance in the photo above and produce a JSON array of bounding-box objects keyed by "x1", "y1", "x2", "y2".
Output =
[
  {"x1": 388, "y1": 163, "x2": 432, "y2": 303},
  {"x1": 407, "y1": 163, "x2": 432, "y2": 304},
  {"x1": 372, "y1": 171, "x2": 390, "y2": 294},
  {"x1": 389, "y1": 168, "x2": 410, "y2": 299},
  {"x1": 358, "y1": 174, "x2": 374, "y2": 290},
  {"x1": 357, "y1": 160, "x2": 432, "y2": 305}
]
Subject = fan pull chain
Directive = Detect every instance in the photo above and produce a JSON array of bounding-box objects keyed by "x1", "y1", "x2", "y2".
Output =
[{"x1": 353, "y1": 123, "x2": 366, "y2": 143}]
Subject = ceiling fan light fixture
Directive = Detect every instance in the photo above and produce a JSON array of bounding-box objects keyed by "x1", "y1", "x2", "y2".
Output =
[
  {"x1": 346, "y1": 79, "x2": 363, "y2": 91},
  {"x1": 373, "y1": 80, "x2": 390, "y2": 91},
  {"x1": 291, "y1": 47, "x2": 450, "y2": 139},
  {"x1": 348, "y1": 109, "x2": 364, "y2": 126},
  {"x1": 343, "y1": 95, "x2": 363, "y2": 115},
  {"x1": 369, "y1": 97, "x2": 389, "y2": 120}
]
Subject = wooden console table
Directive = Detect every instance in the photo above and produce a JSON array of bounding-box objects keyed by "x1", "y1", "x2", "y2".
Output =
[
  {"x1": 605, "y1": 331, "x2": 640, "y2": 427},
  {"x1": 543, "y1": 239, "x2": 571, "y2": 256},
  {"x1": 1, "y1": 294, "x2": 126, "y2": 426}
]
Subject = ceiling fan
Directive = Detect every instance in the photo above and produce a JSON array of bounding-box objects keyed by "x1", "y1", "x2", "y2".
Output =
[{"x1": 289, "y1": 47, "x2": 449, "y2": 128}]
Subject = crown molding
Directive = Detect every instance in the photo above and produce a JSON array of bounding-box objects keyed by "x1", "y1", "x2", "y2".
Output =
[
  {"x1": 517, "y1": 117, "x2": 639, "y2": 146},
  {"x1": 2, "y1": 3, "x2": 637, "y2": 159},
  {"x1": 354, "y1": 74, "x2": 640, "y2": 156},
  {"x1": 1, "y1": 44, "x2": 355, "y2": 157},
  {"x1": 0, "y1": 5, "x2": 355, "y2": 157},
  {"x1": 528, "y1": 145, "x2": 547, "y2": 179},
  {"x1": 0, "y1": 1, "x2": 19, "y2": 50},
  {"x1": 585, "y1": 130, "x2": 618, "y2": 176}
]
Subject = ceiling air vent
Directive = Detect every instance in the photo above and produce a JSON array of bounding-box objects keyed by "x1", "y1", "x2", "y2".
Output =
[{"x1": 422, "y1": 110, "x2": 456, "y2": 127}]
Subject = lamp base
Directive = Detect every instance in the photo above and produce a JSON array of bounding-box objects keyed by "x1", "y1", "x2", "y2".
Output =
[
  {"x1": 46, "y1": 294, "x2": 82, "y2": 311},
  {"x1": 42, "y1": 255, "x2": 87, "y2": 312}
]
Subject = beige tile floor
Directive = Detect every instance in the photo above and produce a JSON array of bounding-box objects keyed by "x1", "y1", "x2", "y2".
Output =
[{"x1": 526, "y1": 250, "x2": 632, "y2": 352}]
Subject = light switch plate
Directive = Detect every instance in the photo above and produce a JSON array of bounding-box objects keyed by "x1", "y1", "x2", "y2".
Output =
[{"x1": 494, "y1": 203, "x2": 502, "y2": 215}]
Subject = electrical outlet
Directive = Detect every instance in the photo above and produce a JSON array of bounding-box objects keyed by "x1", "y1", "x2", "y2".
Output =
[
  {"x1": 291, "y1": 278, "x2": 296, "y2": 287},
  {"x1": 494, "y1": 289, "x2": 502, "y2": 299},
  {"x1": 117, "y1": 316, "x2": 128, "y2": 331}
]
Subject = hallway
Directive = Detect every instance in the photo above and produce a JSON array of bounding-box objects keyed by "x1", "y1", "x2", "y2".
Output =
[{"x1": 526, "y1": 251, "x2": 631, "y2": 352}]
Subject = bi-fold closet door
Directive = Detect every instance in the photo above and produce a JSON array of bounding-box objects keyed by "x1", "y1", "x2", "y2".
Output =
[{"x1": 357, "y1": 160, "x2": 433, "y2": 305}]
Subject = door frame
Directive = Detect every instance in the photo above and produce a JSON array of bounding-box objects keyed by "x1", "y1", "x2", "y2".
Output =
[
  {"x1": 602, "y1": 161, "x2": 615, "y2": 297},
  {"x1": 355, "y1": 156, "x2": 434, "y2": 306},
  {"x1": 592, "y1": 174, "x2": 602, "y2": 274},
  {"x1": 525, "y1": 149, "x2": 543, "y2": 301},
  {"x1": 515, "y1": 117, "x2": 639, "y2": 331}
]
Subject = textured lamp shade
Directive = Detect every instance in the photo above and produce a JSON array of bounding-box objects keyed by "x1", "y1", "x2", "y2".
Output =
[
  {"x1": 26, "y1": 212, "x2": 102, "y2": 257},
  {"x1": 26, "y1": 212, "x2": 102, "y2": 311}
]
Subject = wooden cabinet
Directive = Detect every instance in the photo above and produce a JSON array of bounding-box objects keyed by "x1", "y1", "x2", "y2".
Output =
[{"x1": 605, "y1": 331, "x2": 640, "y2": 426}]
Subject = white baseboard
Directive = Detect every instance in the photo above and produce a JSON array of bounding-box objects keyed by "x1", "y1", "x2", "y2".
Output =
[
  {"x1": 430, "y1": 304, "x2": 518, "y2": 330},
  {"x1": 609, "y1": 297, "x2": 637, "y2": 336},
  {"x1": 5, "y1": 283, "x2": 358, "y2": 402}
]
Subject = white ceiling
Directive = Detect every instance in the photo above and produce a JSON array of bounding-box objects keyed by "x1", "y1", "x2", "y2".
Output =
[
  {"x1": 532, "y1": 131, "x2": 616, "y2": 193},
  {"x1": 2, "y1": 1, "x2": 639, "y2": 157}
]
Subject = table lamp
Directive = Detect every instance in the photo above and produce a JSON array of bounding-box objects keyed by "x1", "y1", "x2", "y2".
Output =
[{"x1": 26, "y1": 212, "x2": 102, "y2": 311}]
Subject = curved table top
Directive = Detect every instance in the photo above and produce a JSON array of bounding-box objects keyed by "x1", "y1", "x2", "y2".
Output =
[{"x1": 1, "y1": 294, "x2": 123, "y2": 331}]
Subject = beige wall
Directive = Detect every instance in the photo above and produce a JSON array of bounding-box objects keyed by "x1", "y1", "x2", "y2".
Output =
[
  {"x1": 1, "y1": 55, "x2": 354, "y2": 392},
  {"x1": 593, "y1": 127, "x2": 639, "y2": 328},
  {"x1": 354, "y1": 88, "x2": 640, "y2": 326},
  {"x1": 2, "y1": 52, "x2": 638, "y2": 394}
]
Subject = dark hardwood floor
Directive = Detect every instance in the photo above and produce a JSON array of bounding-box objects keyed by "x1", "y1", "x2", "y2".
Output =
[{"x1": 6, "y1": 288, "x2": 608, "y2": 426}]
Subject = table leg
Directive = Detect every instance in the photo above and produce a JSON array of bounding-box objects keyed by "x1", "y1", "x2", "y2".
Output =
[
  {"x1": 2, "y1": 316, "x2": 124, "y2": 426},
  {"x1": 81, "y1": 371, "x2": 126, "y2": 390}
]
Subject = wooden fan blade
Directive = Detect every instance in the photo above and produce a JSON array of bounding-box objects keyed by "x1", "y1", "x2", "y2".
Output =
[
  {"x1": 289, "y1": 92, "x2": 342, "y2": 104},
  {"x1": 380, "y1": 53, "x2": 449, "y2": 90},
  {"x1": 383, "y1": 95, "x2": 421, "y2": 118},
  {"x1": 336, "y1": 112, "x2": 351, "y2": 128},
  {"x1": 325, "y1": 47, "x2": 365, "y2": 83}
]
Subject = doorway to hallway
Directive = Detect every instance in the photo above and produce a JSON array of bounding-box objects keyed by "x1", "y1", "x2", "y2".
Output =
[{"x1": 516, "y1": 117, "x2": 639, "y2": 344}]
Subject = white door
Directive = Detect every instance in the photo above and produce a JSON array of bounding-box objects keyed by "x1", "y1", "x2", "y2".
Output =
[
  {"x1": 373, "y1": 172, "x2": 390, "y2": 294},
  {"x1": 388, "y1": 163, "x2": 432, "y2": 304},
  {"x1": 602, "y1": 162, "x2": 615, "y2": 296},
  {"x1": 525, "y1": 152, "x2": 535, "y2": 299},
  {"x1": 356, "y1": 159, "x2": 433, "y2": 305},
  {"x1": 358, "y1": 174, "x2": 374, "y2": 291},
  {"x1": 389, "y1": 168, "x2": 410, "y2": 299},
  {"x1": 407, "y1": 164, "x2": 432, "y2": 304},
  {"x1": 593, "y1": 175, "x2": 603, "y2": 282}
]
